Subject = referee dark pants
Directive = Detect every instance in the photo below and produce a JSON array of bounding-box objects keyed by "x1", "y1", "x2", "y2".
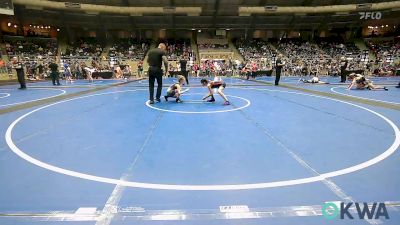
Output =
[
  {"x1": 182, "y1": 70, "x2": 189, "y2": 85},
  {"x1": 246, "y1": 71, "x2": 251, "y2": 80},
  {"x1": 340, "y1": 70, "x2": 346, "y2": 83},
  {"x1": 275, "y1": 70, "x2": 281, "y2": 85},
  {"x1": 149, "y1": 66, "x2": 163, "y2": 101},
  {"x1": 16, "y1": 71, "x2": 26, "y2": 89},
  {"x1": 51, "y1": 71, "x2": 60, "y2": 85}
]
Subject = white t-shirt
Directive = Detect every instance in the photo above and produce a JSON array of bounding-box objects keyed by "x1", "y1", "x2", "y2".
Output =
[
  {"x1": 311, "y1": 76, "x2": 319, "y2": 83},
  {"x1": 84, "y1": 67, "x2": 95, "y2": 73}
]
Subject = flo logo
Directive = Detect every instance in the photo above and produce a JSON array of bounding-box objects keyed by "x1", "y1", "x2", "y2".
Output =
[
  {"x1": 359, "y1": 12, "x2": 382, "y2": 20},
  {"x1": 322, "y1": 202, "x2": 389, "y2": 220}
]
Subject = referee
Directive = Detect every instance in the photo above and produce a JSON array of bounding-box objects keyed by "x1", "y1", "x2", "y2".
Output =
[
  {"x1": 340, "y1": 56, "x2": 348, "y2": 83},
  {"x1": 275, "y1": 54, "x2": 284, "y2": 86},
  {"x1": 48, "y1": 60, "x2": 61, "y2": 86},
  {"x1": 12, "y1": 56, "x2": 26, "y2": 89},
  {"x1": 147, "y1": 43, "x2": 169, "y2": 104},
  {"x1": 179, "y1": 56, "x2": 189, "y2": 85}
]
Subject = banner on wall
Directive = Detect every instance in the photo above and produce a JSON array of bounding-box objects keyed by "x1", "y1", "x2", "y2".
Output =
[{"x1": 0, "y1": 0, "x2": 14, "y2": 15}]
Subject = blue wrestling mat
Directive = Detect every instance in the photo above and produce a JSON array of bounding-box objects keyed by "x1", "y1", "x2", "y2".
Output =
[{"x1": 0, "y1": 76, "x2": 399, "y2": 225}]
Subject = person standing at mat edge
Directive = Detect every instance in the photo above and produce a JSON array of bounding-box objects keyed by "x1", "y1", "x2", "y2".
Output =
[
  {"x1": 340, "y1": 56, "x2": 348, "y2": 83},
  {"x1": 12, "y1": 56, "x2": 26, "y2": 89},
  {"x1": 179, "y1": 56, "x2": 189, "y2": 85},
  {"x1": 49, "y1": 61, "x2": 61, "y2": 86},
  {"x1": 147, "y1": 43, "x2": 169, "y2": 104},
  {"x1": 275, "y1": 54, "x2": 284, "y2": 86}
]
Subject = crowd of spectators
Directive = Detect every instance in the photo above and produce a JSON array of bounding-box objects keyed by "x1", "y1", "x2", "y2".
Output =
[
  {"x1": 236, "y1": 39, "x2": 275, "y2": 62},
  {"x1": 165, "y1": 59, "x2": 233, "y2": 77},
  {"x1": 2, "y1": 37, "x2": 58, "y2": 79},
  {"x1": 163, "y1": 39, "x2": 195, "y2": 61},
  {"x1": 16, "y1": 58, "x2": 132, "y2": 81},
  {"x1": 277, "y1": 39, "x2": 331, "y2": 76},
  {"x1": 319, "y1": 39, "x2": 369, "y2": 70},
  {"x1": 366, "y1": 39, "x2": 399, "y2": 76},
  {"x1": 233, "y1": 38, "x2": 379, "y2": 76},
  {"x1": 235, "y1": 39, "x2": 275, "y2": 71},
  {"x1": 5, "y1": 37, "x2": 58, "y2": 61},
  {"x1": 63, "y1": 38, "x2": 103, "y2": 58},
  {"x1": 275, "y1": 39, "x2": 388, "y2": 76},
  {"x1": 320, "y1": 41, "x2": 364, "y2": 60},
  {"x1": 197, "y1": 43, "x2": 229, "y2": 50},
  {"x1": 367, "y1": 40, "x2": 399, "y2": 63},
  {"x1": 109, "y1": 39, "x2": 149, "y2": 60},
  {"x1": 198, "y1": 59, "x2": 232, "y2": 76},
  {"x1": 2, "y1": 35, "x2": 398, "y2": 79}
]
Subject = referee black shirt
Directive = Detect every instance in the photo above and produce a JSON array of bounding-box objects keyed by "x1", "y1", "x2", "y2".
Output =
[
  {"x1": 49, "y1": 62, "x2": 58, "y2": 72},
  {"x1": 179, "y1": 59, "x2": 187, "y2": 71},
  {"x1": 14, "y1": 62, "x2": 24, "y2": 75},
  {"x1": 147, "y1": 48, "x2": 168, "y2": 71},
  {"x1": 276, "y1": 59, "x2": 283, "y2": 72}
]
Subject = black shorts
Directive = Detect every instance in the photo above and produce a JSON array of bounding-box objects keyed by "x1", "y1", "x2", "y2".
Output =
[
  {"x1": 211, "y1": 83, "x2": 226, "y2": 89},
  {"x1": 166, "y1": 90, "x2": 176, "y2": 97}
]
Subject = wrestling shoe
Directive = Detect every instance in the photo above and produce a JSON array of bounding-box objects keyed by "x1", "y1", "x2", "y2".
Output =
[
  {"x1": 155, "y1": 98, "x2": 161, "y2": 103},
  {"x1": 176, "y1": 98, "x2": 183, "y2": 103},
  {"x1": 223, "y1": 101, "x2": 230, "y2": 105},
  {"x1": 149, "y1": 100, "x2": 155, "y2": 104},
  {"x1": 384, "y1": 87, "x2": 388, "y2": 91},
  {"x1": 164, "y1": 96, "x2": 168, "y2": 101},
  {"x1": 207, "y1": 98, "x2": 215, "y2": 102}
]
